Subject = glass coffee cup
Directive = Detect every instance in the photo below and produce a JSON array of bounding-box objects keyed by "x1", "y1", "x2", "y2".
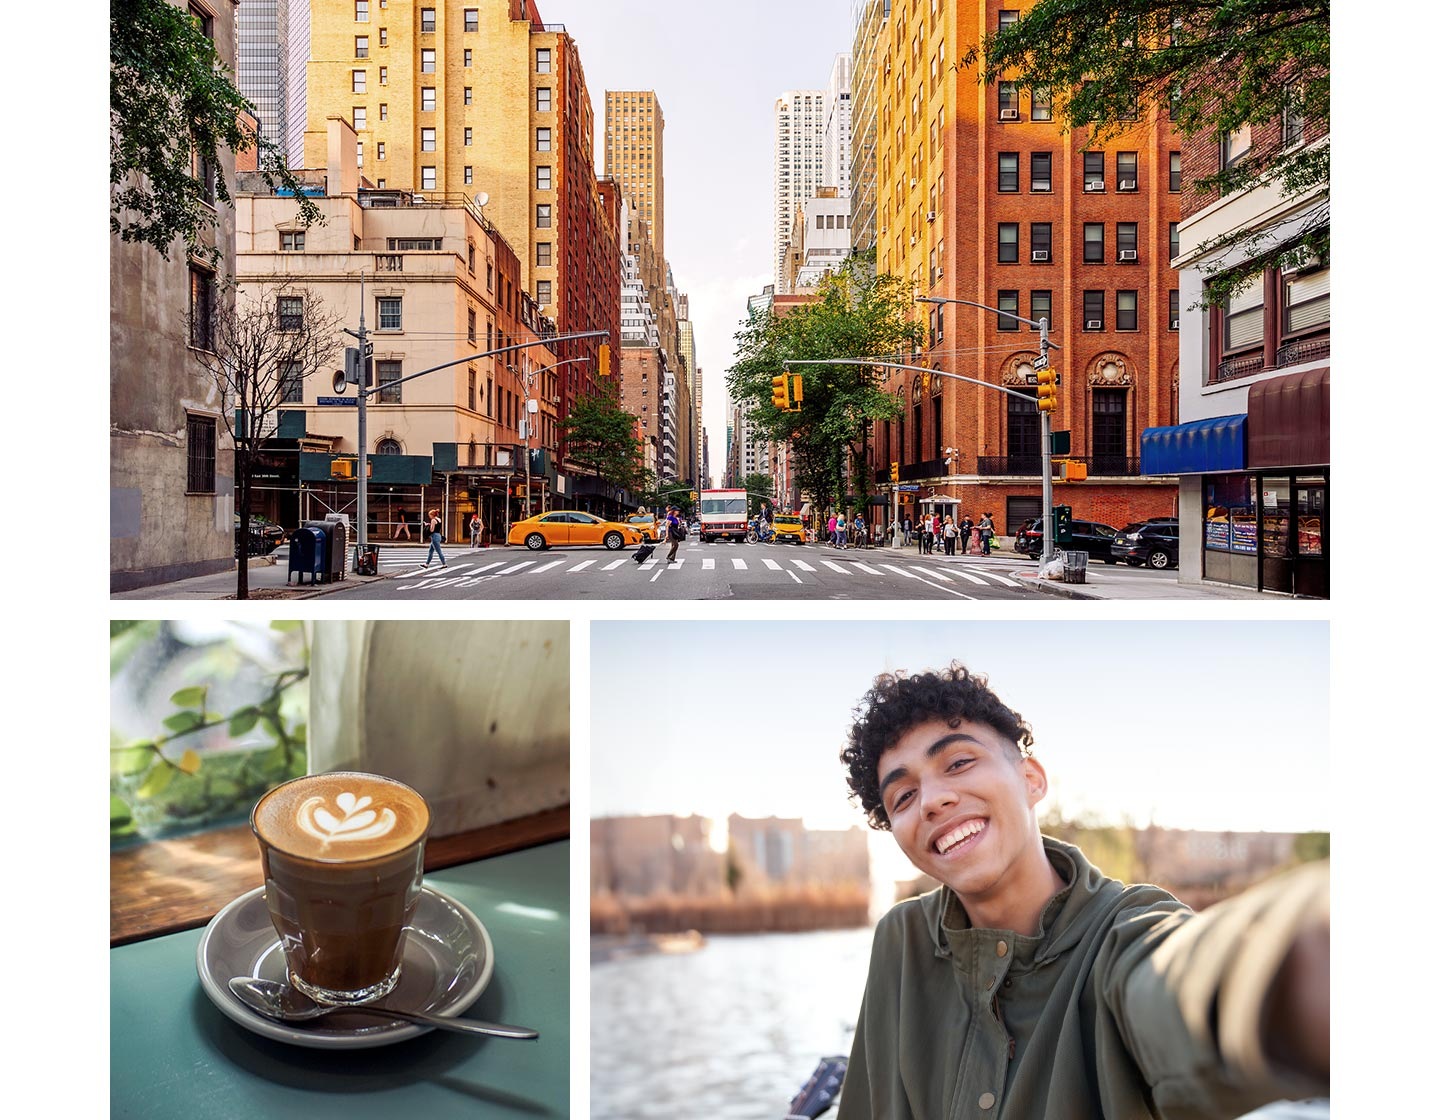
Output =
[{"x1": 251, "y1": 771, "x2": 431, "y2": 1005}]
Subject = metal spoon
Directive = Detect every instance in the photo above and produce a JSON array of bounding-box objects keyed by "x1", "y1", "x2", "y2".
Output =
[{"x1": 229, "y1": 977, "x2": 538, "y2": 1040}]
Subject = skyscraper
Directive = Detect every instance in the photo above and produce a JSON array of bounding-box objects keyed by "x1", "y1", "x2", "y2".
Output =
[
  {"x1": 603, "y1": 90, "x2": 665, "y2": 264},
  {"x1": 848, "y1": 0, "x2": 889, "y2": 252},
  {"x1": 285, "y1": 0, "x2": 309, "y2": 168},
  {"x1": 823, "y1": 53, "x2": 852, "y2": 196},
  {"x1": 236, "y1": 0, "x2": 290, "y2": 156},
  {"x1": 773, "y1": 90, "x2": 826, "y2": 292}
]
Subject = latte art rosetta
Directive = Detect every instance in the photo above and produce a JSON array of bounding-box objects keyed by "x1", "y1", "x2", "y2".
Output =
[{"x1": 296, "y1": 790, "x2": 398, "y2": 843}]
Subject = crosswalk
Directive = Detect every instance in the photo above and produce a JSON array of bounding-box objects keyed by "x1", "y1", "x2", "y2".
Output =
[{"x1": 380, "y1": 547, "x2": 1025, "y2": 595}]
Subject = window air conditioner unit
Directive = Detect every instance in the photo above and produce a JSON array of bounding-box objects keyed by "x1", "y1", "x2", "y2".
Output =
[
  {"x1": 551, "y1": 394, "x2": 561, "y2": 404},
  {"x1": 1086, "y1": 320, "x2": 1102, "y2": 329},
  {"x1": 1031, "y1": 250, "x2": 1049, "y2": 262},
  {"x1": 1119, "y1": 249, "x2": 1137, "y2": 261},
  {"x1": 936, "y1": 265, "x2": 943, "y2": 276},
  {"x1": 1170, "y1": 319, "x2": 1180, "y2": 330},
  {"x1": 910, "y1": 235, "x2": 917, "y2": 245},
  {"x1": 1000, "y1": 108, "x2": 1020, "y2": 120},
  {"x1": 1084, "y1": 180, "x2": 1104, "y2": 191},
  {"x1": 1119, "y1": 179, "x2": 1137, "y2": 190},
  {"x1": 926, "y1": 211, "x2": 936, "y2": 222}
]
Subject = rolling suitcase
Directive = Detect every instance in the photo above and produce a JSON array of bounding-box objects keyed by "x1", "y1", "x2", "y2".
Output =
[{"x1": 633, "y1": 542, "x2": 656, "y2": 564}]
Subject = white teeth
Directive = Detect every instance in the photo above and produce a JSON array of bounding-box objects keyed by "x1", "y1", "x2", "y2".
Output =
[{"x1": 935, "y1": 819, "x2": 986, "y2": 854}]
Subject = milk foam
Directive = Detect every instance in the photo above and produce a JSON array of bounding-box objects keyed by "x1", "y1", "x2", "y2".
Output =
[{"x1": 296, "y1": 790, "x2": 398, "y2": 844}]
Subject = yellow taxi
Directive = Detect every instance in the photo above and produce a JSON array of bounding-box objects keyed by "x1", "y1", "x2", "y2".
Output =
[
  {"x1": 507, "y1": 510, "x2": 645, "y2": 551},
  {"x1": 626, "y1": 513, "x2": 660, "y2": 542},
  {"x1": 772, "y1": 513, "x2": 806, "y2": 544}
]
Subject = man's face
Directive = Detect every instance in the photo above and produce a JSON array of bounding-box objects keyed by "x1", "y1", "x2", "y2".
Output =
[{"x1": 877, "y1": 718, "x2": 1048, "y2": 903}]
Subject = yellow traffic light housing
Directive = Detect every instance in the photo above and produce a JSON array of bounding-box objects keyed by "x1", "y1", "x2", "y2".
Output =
[
  {"x1": 890, "y1": 461, "x2": 900, "y2": 483},
  {"x1": 598, "y1": 343, "x2": 611, "y2": 377},
  {"x1": 1035, "y1": 367, "x2": 1058, "y2": 413},
  {"x1": 792, "y1": 375, "x2": 803, "y2": 405},
  {"x1": 771, "y1": 374, "x2": 791, "y2": 410}
]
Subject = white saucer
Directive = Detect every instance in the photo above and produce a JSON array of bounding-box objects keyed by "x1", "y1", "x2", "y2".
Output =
[{"x1": 196, "y1": 884, "x2": 493, "y2": 1049}]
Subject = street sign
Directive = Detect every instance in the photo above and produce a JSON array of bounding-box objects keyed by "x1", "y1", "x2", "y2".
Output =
[
  {"x1": 897, "y1": 484, "x2": 921, "y2": 492},
  {"x1": 1050, "y1": 430, "x2": 1071, "y2": 455},
  {"x1": 1033, "y1": 351, "x2": 1049, "y2": 371},
  {"x1": 317, "y1": 396, "x2": 355, "y2": 406}
]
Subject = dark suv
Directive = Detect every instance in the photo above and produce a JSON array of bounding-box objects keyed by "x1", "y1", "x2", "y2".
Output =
[
  {"x1": 1111, "y1": 519, "x2": 1180, "y2": 569},
  {"x1": 1016, "y1": 518, "x2": 1121, "y2": 562}
]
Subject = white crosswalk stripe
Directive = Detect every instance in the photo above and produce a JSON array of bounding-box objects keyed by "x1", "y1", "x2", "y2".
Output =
[
  {"x1": 821, "y1": 560, "x2": 849, "y2": 574},
  {"x1": 854, "y1": 562, "x2": 884, "y2": 575},
  {"x1": 703, "y1": 558, "x2": 716, "y2": 569},
  {"x1": 762, "y1": 558, "x2": 782, "y2": 570},
  {"x1": 792, "y1": 559, "x2": 817, "y2": 572},
  {"x1": 531, "y1": 560, "x2": 565, "y2": 575},
  {"x1": 567, "y1": 560, "x2": 596, "y2": 573},
  {"x1": 946, "y1": 568, "x2": 989, "y2": 586},
  {"x1": 732, "y1": 558, "x2": 747, "y2": 570},
  {"x1": 602, "y1": 558, "x2": 628, "y2": 571}
]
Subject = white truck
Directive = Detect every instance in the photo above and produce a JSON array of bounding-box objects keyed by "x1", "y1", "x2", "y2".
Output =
[{"x1": 699, "y1": 488, "x2": 749, "y2": 543}]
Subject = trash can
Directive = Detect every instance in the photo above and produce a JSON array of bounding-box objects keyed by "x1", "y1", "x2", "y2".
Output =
[
  {"x1": 355, "y1": 543, "x2": 379, "y2": 576},
  {"x1": 1062, "y1": 550, "x2": 1088, "y2": 584},
  {"x1": 287, "y1": 527, "x2": 325, "y2": 585}
]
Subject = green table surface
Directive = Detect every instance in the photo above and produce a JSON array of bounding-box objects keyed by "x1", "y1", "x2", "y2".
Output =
[{"x1": 111, "y1": 840, "x2": 570, "y2": 1119}]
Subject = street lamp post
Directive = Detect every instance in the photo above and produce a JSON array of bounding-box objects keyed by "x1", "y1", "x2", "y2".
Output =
[{"x1": 523, "y1": 355, "x2": 591, "y2": 519}]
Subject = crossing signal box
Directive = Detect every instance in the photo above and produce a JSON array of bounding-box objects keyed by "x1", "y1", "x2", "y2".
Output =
[
  {"x1": 792, "y1": 375, "x2": 803, "y2": 404},
  {"x1": 890, "y1": 462, "x2": 900, "y2": 483},
  {"x1": 771, "y1": 374, "x2": 791, "y2": 410},
  {"x1": 598, "y1": 343, "x2": 611, "y2": 377},
  {"x1": 1035, "y1": 367, "x2": 1058, "y2": 413}
]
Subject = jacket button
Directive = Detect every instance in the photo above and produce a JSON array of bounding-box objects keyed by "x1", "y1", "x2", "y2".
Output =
[
  {"x1": 996, "y1": 940, "x2": 1008, "y2": 957},
  {"x1": 979, "y1": 1092, "x2": 996, "y2": 1109}
]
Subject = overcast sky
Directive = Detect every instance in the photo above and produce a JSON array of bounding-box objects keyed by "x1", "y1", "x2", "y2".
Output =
[{"x1": 555, "y1": 0, "x2": 853, "y2": 481}]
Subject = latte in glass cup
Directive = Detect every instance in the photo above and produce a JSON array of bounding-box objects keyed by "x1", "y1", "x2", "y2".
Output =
[{"x1": 252, "y1": 771, "x2": 431, "y2": 1005}]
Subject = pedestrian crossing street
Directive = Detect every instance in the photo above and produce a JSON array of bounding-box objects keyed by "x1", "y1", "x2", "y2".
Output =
[{"x1": 383, "y1": 545, "x2": 1025, "y2": 595}]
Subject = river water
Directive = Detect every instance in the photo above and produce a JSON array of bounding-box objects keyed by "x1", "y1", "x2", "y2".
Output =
[{"x1": 590, "y1": 927, "x2": 873, "y2": 1120}]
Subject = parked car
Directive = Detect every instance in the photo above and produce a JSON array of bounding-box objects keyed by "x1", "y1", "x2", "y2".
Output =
[
  {"x1": 235, "y1": 516, "x2": 285, "y2": 558},
  {"x1": 772, "y1": 513, "x2": 806, "y2": 544},
  {"x1": 1016, "y1": 517, "x2": 1121, "y2": 563},
  {"x1": 626, "y1": 514, "x2": 659, "y2": 542},
  {"x1": 507, "y1": 510, "x2": 644, "y2": 551},
  {"x1": 1111, "y1": 519, "x2": 1181, "y2": 569}
]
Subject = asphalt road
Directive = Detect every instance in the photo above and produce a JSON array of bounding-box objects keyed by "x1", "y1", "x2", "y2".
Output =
[{"x1": 318, "y1": 539, "x2": 1047, "y2": 600}]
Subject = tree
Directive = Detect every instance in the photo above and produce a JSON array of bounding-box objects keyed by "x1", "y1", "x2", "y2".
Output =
[
  {"x1": 110, "y1": 0, "x2": 319, "y2": 265},
  {"x1": 966, "y1": 0, "x2": 1329, "y2": 300},
  {"x1": 727, "y1": 256, "x2": 924, "y2": 512},
  {"x1": 559, "y1": 389, "x2": 648, "y2": 504},
  {"x1": 189, "y1": 283, "x2": 343, "y2": 599},
  {"x1": 741, "y1": 473, "x2": 775, "y2": 518}
]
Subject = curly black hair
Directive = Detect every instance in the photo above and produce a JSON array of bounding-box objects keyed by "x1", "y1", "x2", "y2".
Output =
[{"x1": 841, "y1": 661, "x2": 1033, "y2": 831}]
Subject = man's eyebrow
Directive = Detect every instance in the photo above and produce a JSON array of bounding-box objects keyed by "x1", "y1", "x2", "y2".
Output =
[{"x1": 878, "y1": 733, "x2": 985, "y2": 797}]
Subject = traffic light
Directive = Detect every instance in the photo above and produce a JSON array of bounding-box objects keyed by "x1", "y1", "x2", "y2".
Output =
[
  {"x1": 889, "y1": 461, "x2": 900, "y2": 483},
  {"x1": 771, "y1": 374, "x2": 791, "y2": 410},
  {"x1": 690, "y1": 490, "x2": 698, "y2": 503},
  {"x1": 792, "y1": 375, "x2": 803, "y2": 404},
  {"x1": 598, "y1": 343, "x2": 611, "y2": 377},
  {"x1": 1035, "y1": 367, "x2": 1058, "y2": 413}
]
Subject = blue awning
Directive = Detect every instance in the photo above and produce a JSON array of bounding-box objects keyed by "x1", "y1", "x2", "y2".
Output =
[{"x1": 1140, "y1": 414, "x2": 1247, "y2": 475}]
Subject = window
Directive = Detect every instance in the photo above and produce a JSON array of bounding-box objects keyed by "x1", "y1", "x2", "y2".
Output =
[
  {"x1": 1117, "y1": 152, "x2": 1137, "y2": 190},
  {"x1": 1031, "y1": 290, "x2": 1052, "y2": 330},
  {"x1": 1092, "y1": 390, "x2": 1127, "y2": 466},
  {"x1": 421, "y1": 128, "x2": 435, "y2": 151},
  {"x1": 420, "y1": 8, "x2": 435, "y2": 32},
  {"x1": 536, "y1": 280, "x2": 552, "y2": 304},
  {"x1": 997, "y1": 290, "x2": 1020, "y2": 331},
  {"x1": 536, "y1": 166, "x2": 552, "y2": 190},
  {"x1": 1170, "y1": 289, "x2": 1180, "y2": 330},
  {"x1": 536, "y1": 242, "x2": 552, "y2": 267},
  {"x1": 464, "y1": 166, "x2": 473, "y2": 185},
  {"x1": 189, "y1": 2, "x2": 214, "y2": 37},
  {"x1": 536, "y1": 48, "x2": 551, "y2": 73},
  {"x1": 1083, "y1": 290, "x2": 1105, "y2": 330},
  {"x1": 536, "y1": 127, "x2": 551, "y2": 151},
  {"x1": 1282, "y1": 90, "x2": 1304, "y2": 147},
  {"x1": 421, "y1": 166, "x2": 436, "y2": 190},
  {"x1": 467, "y1": 242, "x2": 476, "y2": 273},
  {"x1": 352, "y1": 69, "x2": 366, "y2": 93},
  {"x1": 486, "y1": 262, "x2": 494, "y2": 290},
  {"x1": 464, "y1": 127, "x2": 472, "y2": 146},
  {"x1": 536, "y1": 204, "x2": 551, "y2": 227},
  {"x1": 1221, "y1": 125, "x2": 1251, "y2": 169},
  {"x1": 1084, "y1": 151, "x2": 1104, "y2": 190},
  {"x1": 377, "y1": 297, "x2": 402, "y2": 331},
  {"x1": 1117, "y1": 223, "x2": 1138, "y2": 261},
  {"x1": 1224, "y1": 275, "x2": 1264, "y2": 350},
  {"x1": 998, "y1": 9, "x2": 1019, "y2": 31},
  {"x1": 1030, "y1": 222, "x2": 1052, "y2": 260},
  {"x1": 1031, "y1": 86, "x2": 1052, "y2": 121},
  {"x1": 998, "y1": 81, "x2": 1018, "y2": 118},
  {"x1": 377, "y1": 141, "x2": 386, "y2": 160},
  {"x1": 355, "y1": 36, "x2": 368, "y2": 57},
  {"x1": 422, "y1": 87, "x2": 435, "y2": 112},
  {"x1": 1117, "y1": 290, "x2": 1138, "y2": 330},
  {"x1": 379, "y1": 28, "x2": 387, "y2": 46},
  {"x1": 1169, "y1": 222, "x2": 1180, "y2": 262},
  {"x1": 379, "y1": 66, "x2": 387, "y2": 85},
  {"x1": 186, "y1": 414, "x2": 216, "y2": 493},
  {"x1": 421, "y1": 49, "x2": 435, "y2": 73},
  {"x1": 376, "y1": 438, "x2": 401, "y2": 455},
  {"x1": 998, "y1": 152, "x2": 1019, "y2": 192},
  {"x1": 355, "y1": 0, "x2": 369, "y2": 21},
  {"x1": 277, "y1": 295, "x2": 303, "y2": 331},
  {"x1": 1084, "y1": 223, "x2": 1104, "y2": 263},
  {"x1": 379, "y1": 103, "x2": 387, "y2": 120},
  {"x1": 468, "y1": 308, "x2": 476, "y2": 343},
  {"x1": 188, "y1": 265, "x2": 213, "y2": 349},
  {"x1": 1031, "y1": 151, "x2": 1051, "y2": 192},
  {"x1": 353, "y1": 106, "x2": 366, "y2": 131},
  {"x1": 464, "y1": 86, "x2": 472, "y2": 105},
  {"x1": 998, "y1": 223, "x2": 1019, "y2": 263},
  {"x1": 1285, "y1": 264, "x2": 1329, "y2": 335},
  {"x1": 1170, "y1": 152, "x2": 1182, "y2": 192},
  {"x1": 536, "y1": 88, "x2": 552, "y2": 112},
  {"x1": 377, "y1": 360, "x2": 402, "y2": 404},
  {"x1": 280, "y1": 361, "x2": 304, "y2": 404},
  {"x1": 464, "y1": 48, "x2": 472, "y2": 66},
  {"x1": 356, "y1": 139, "x2": 364, "y2": 167},
  {"x1": 385, "y1": 237, "x2": 441, "y2": 251},
  {"x1": 280, "y1": 230, "x2": 305, "y2": 251},
  {"x1": 464, "y1": 8, "x2": 478, "y2": 32}
]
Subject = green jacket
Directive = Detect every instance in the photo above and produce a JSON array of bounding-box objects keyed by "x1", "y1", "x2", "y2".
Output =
[{"x1": 838, "y1": 837, "x2": 1327, "y2": 1119}]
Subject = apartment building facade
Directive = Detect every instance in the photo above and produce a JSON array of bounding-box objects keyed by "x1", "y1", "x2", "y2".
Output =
[
  {"x1": 603, "y1": 90, "x2": 665, "y2": 263},
  {"x1": 856, "y1": 0, "x2": 1181, "y2": 536},
  {"x1": 773, "y1": 89, "x2": 827, "y2": 292}
]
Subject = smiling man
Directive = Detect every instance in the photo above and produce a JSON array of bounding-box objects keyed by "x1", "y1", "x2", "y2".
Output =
[{"x1": 837, "y1": 663, "x2": 1328, "y2": 1120}]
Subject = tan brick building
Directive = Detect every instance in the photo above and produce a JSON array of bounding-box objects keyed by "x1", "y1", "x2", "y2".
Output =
[{"x1": 604, "y1": 90, "x2": 665, "y2": 263}]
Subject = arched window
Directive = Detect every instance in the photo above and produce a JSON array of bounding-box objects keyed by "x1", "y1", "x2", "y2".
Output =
[{"x1": 376, "y1": 438, "x2": 401, "y2": 455}]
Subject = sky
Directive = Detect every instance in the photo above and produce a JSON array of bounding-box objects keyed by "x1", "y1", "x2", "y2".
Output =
[
  {"x1": 591, "y1": 619, "x2": 1329, "y2": 841},
  {"x1": 551, "y1": 0, "x2": 854, "y2": 481}
]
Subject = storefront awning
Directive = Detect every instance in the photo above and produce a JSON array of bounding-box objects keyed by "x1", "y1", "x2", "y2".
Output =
[
  {"x1": 1248, "y1": 367, "x2": 1329, "y2": 469},
  {"x1": 1140, "y1": 414, "x2": 1247, "y2": 475}
]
